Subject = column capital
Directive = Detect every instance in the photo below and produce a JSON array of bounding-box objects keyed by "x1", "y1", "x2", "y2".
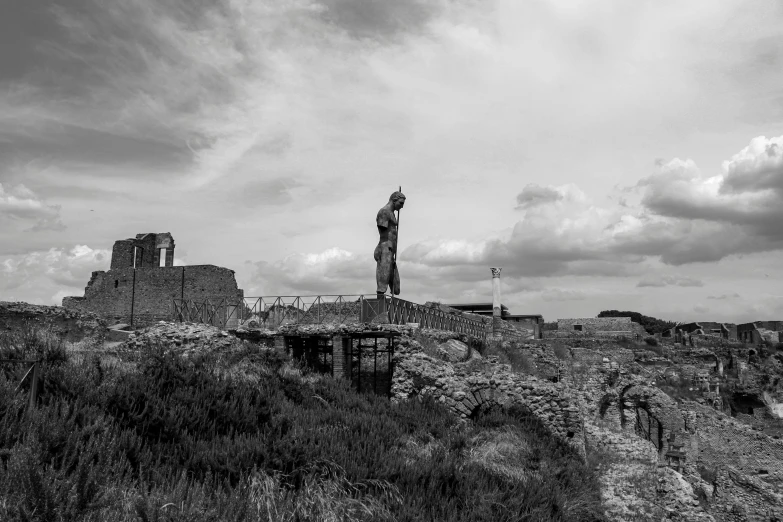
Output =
[{"x1": 490, "y1": 267, "x2": 502, "y2": 278}]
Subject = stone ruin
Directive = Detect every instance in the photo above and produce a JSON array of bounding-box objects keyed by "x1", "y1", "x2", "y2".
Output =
[{"x1": 63, "y1": 232, "x2": 243, "y2": 328}]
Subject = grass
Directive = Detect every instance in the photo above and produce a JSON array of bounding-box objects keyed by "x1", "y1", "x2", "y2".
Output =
[{"x1": 0, "y1": 325, "x2": 606, "y2": 522}]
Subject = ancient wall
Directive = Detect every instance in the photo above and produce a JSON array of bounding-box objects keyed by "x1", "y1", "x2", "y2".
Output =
[
  {"x1": 0, "y1": 301, "x2": 106, "y2": 342},
  {"x1": 391, "y1": 336, "x2": 585, "y2": 453},
  {"x1": 556, "y1": 317, "x2": 648, "y2": 337},
  {"x1": 64, "y1": 265, "x2": 243, "y2": 327},
  {"x1": 683, "y1": 403, "x2": 783, "y2": 481},
  {"x1": 110, "y1": 240, "x2": 135, "y2": 270},
  {"x1": 109, "y1": 232, "x2": 176, "y2": 270}
]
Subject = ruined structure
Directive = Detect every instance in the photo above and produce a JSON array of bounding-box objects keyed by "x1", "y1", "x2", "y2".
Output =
[
  {"x1": 663, "y1": 321, "x2": 737, "y2": 341},
  {"x1": 63, "y1": 233, "x2": 243, "y2": 327},
  {"x1": 549, "y1": 317, "x2": 648, "y2": 338},
  {"x1": 737, "y1": 321, "x2": 783, "y2": 344}
]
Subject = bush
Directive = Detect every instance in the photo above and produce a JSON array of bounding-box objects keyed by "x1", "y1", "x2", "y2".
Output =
[
  {"x1": 552, "y1": 343, "x2": 570, "y2": 360},
  {"x1": 0, "y1": 328, "x2": 606, "y2": 522},
  {"x1": 644, "y1": 337, "x2": 658, "y2": 347}
]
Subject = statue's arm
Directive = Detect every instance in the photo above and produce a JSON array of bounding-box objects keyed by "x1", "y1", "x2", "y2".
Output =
[{"x1": 376, "y1": 209, "x2": 390, "y2": 229}]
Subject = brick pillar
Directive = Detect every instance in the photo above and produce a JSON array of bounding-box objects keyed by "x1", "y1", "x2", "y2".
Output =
[
  {"x1": 491, "y1": 267, "x2": 502, "y2": 340},
  {"x1": 332, "y1": 335, "x2": 346, "y2": 379},
  {"x1": 274, "y1": 336, "x2": 286, "y2": 352},
  {"x1": 165, "y1": 247, "x2": 175, "y2": 267},
  {"x1": 153, "y1": 248, "x2": 161, "y2": 267}
]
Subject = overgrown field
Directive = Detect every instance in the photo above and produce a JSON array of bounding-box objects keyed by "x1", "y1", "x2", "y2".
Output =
[{"x1": 0, "y1": 327, "x2": 605, "y2": 521}]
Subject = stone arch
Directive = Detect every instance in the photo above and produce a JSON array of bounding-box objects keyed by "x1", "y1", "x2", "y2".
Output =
[{"x1": 619, "y1": 385, "x2": 684, "y2": 452}]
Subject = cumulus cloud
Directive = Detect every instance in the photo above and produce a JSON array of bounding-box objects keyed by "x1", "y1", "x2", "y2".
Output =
[
  {"x1": 0, "y1": 183, "x2": 65, "y2": 232},
  {"x1": 405, "y1": 135, "x2": 783, "y2": 282},
  {"x1": 0, "y1": 245, "x2": 110, "y2": 303},
  {"x1": 637, "y1": 136, "x2": 783, "y2": 243}
]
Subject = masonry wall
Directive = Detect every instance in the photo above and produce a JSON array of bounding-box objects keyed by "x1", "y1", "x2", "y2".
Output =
[
  {"x1": 684, "y1": 403, "x2": 783, "y2": 483},
  {"x1": 110, "y1": 240, "x2": 136, "y2": 270},
  {"x1": 506, "y1": 317, "x2": 541, "y2": 338},
  {"x1": 63, "y1": 265, "x2": 243, "y2": 327},
  {"x1": 556, "y1": 317, "x2": 647, "y2": 336}
]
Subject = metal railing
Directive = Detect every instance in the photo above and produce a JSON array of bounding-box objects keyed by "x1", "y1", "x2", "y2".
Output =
[{"x1": 172, "y1": 295, "x2": 487, "y2": 340}]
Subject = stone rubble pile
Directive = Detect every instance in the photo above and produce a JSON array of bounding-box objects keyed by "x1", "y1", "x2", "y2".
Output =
[{"x1": 124, "y1": 321, "x2": 240, "y2": 356}]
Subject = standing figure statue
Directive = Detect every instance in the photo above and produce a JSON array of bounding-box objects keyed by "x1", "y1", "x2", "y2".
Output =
[{"x1": 375, "y1": 190, "x2": 405, "y2": 299}]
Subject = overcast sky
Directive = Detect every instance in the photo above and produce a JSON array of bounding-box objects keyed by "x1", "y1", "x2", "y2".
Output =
[{"x1": 2, "y1": 0, "x2": 783, "y2": 323}]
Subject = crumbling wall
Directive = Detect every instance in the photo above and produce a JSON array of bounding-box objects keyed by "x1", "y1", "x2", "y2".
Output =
[
  {"x1": 556, "y1": 317, "x2": 647, "y2": 336},
  {"x1": 0, "y1": 301, "x2": 106, "y2": 342},
  {"x1": 391, "y1": 343, "x2": 585, "y2": 453},
  {"x1": 64, "y1": 265, "x2": 243, "y2": 328},
  {"x1": 684, "y1": 402, "x2": 783, "y2": 482},
  {"x1": 110, "y1": 232, "x2": 176, "y2": 269}
]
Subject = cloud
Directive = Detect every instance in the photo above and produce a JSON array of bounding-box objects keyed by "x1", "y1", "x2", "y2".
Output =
[
  {"x1": 514, "y1": 183, "x2": 588, "y2": 210},
  {"x1": 247, "y1": 247, "x2": 373, "y2": 295},
  {"x1": 637, "y1": 136, "x2": 783, "y2": 243},
  {"x1": 541, "y1": 288, "x2": 587, "y2": 302},
  {"x1": 404, "y1": 135, "x2": 783, "y2": 283},
  {"x1": 707, "y1": 293, "x2": 741, "y2": 300},
  {"x1": 0, "y1": 182, "x2": 65, "y2": 233},
  {"x1": 721, "y1": 135, "x2": 783, "y2": 194},
  {"x1": 636, "y1": 275, "x2": 704, "y2": 288},
  {"x1": 0, "y1": 245, "x2": 110, "y2": 303},
  {"x1": 693, "y1": 304, "x2": 710, "y2": 314}
]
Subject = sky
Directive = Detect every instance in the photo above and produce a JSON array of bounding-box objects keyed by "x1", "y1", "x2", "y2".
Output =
[{"x1": 2, "y1": 0, "x2": 783, "y2": 324}]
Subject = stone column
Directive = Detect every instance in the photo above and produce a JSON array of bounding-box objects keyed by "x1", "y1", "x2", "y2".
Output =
[{"x1": 491, "y1": 267, "x2": 502, "y2": 340}]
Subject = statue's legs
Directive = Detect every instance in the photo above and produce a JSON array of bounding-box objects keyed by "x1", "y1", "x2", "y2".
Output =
[
  {"x1": 374, "y1": 244, "x2": 393, "y2": 294},
  {"x1": 374, "y1": 244, "x2": 396, "y2": 318}
]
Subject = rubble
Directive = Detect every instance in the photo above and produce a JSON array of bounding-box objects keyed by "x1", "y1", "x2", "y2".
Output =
[{"x1": 123, "y1": 321, "x2": 241, "y2": 356}]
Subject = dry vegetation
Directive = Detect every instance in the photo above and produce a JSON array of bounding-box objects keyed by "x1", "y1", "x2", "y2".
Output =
[{"x1": 0, "y1": 325, "x2": 606, "y2": 522}]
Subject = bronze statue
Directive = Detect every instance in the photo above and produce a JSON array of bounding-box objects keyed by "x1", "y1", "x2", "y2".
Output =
[{"x1": 375, "y1": 190, "x2": 405, "y2": 298}]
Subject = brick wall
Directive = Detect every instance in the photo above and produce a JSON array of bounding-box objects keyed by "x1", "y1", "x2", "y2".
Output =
[{"x1": 63, "y1": 265, "x2": 243, "y2": 328}]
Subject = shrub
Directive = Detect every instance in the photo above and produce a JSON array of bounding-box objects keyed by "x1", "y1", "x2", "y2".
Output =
[
  {"x1": 0, "y1": 326, "x2": 606, "y2": 522},
  {"x1": 644, "y1": 337, "x2": 658, "y2": 347},
  {"x1": 552, "y1": 343, "x2": 570, "y2": 360}
]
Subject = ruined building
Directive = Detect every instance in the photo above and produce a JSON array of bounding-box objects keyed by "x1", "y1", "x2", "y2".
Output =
[
  {"x1": 737, "y1": 321, "x2": 783, "y2": 344},
  {"x1": 63, "y1": 233, "x2": 243, "y2": 327}
]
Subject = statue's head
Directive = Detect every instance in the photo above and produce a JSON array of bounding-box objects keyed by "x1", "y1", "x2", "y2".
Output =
[{"x1": 389, "y1": 191, "x2": 406, "y2": 210}]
